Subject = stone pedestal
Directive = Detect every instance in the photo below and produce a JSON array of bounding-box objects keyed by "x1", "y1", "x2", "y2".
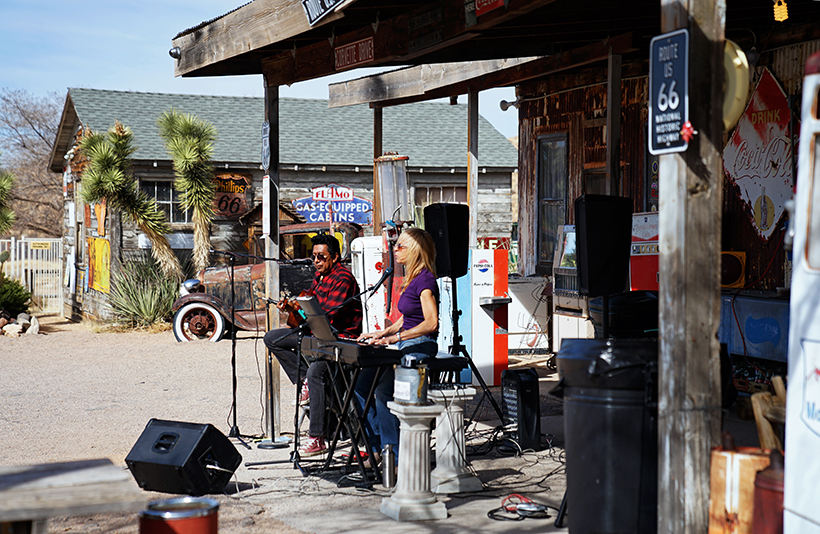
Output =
[
  {"x1": 380, "y1": 402, "x2": 447, "y2": 521},
  {"x1": 429, "y1": 387, "x2": 483, "y2": 494}
]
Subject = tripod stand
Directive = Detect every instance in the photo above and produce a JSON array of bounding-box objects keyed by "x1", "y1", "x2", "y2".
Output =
[{"x1": 446, "y1": 276, "x2": 504, "y2": 422}]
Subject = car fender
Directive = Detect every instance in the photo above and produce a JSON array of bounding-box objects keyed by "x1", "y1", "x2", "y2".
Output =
[{"x1": 172, "y1": 293, "x2": 261, "y2": 331}]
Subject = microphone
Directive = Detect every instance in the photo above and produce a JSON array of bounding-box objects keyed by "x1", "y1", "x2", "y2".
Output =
[{"x1": 368, "y1": 267, "x2": 394, "y2": 294}]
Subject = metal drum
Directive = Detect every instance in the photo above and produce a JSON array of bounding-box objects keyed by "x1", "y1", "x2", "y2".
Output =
[{"x1": 139, "y1": 497, "x2": 219, "y2": 534}]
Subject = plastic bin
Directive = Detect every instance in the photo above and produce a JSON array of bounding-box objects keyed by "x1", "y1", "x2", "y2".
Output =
[
  {"x1": 552, "y1": 338, "x2": 658, "y2": 534},
  {"x1": 588, "y1": 290, "x2": 658, "y2": 339}
]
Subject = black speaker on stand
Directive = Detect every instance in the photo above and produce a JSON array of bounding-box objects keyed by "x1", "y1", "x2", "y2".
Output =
[
  {"x1": 554, "y1": 194, "x2": 633, "y2": 528},
  {"x1": 575, "y1": 194, "x2": 633, "y2": 299},
  {"x1": 423, "y1": 203, "x2": 469, "y2": 279},
  {"x1": 126, "y1": 419, "x2": 242, "y2": 495},
  {"x1": 422, "y1": 202, "x2": 505, "y2": 422}
]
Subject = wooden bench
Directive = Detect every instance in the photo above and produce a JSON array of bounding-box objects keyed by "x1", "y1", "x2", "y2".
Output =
[{"x1": 0, "y1": 459, "x2": 145, "y2": 534}]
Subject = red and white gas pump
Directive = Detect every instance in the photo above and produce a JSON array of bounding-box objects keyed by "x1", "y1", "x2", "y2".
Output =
[{"x1": 784, "y1": 51, "x2": 820, "y2": 533}]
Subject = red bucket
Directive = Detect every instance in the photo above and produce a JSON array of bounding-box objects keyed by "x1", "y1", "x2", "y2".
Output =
[{"x1": 139, "y1": 497, "x2": 219, "y2": 534}]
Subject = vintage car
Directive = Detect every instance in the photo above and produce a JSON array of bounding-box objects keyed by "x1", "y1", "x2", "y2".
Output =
[{"x1": 171, "y1": 222, "x2": 362, "y2": 342}]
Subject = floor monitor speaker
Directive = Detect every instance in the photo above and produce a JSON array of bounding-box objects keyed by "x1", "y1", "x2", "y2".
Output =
[
  {"x1": 423, "y1": 203, "x2": 469, "y2": 279},
  {"x1": 575, "y1": 195, "x2": 633, "y2": 298},
  {"x1": 501, "y1": 368, "x2": 542, "y2": 451},
  {"x1": 125, "y1": 419, "x2": 242, "y2": 495}
]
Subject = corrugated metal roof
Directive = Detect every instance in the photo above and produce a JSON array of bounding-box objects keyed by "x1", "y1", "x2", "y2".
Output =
[
  {"x1": 66, "y1": 88, "x2": 517, "y2": 169},
  {"x1": 172, "y1": 1, "x2": 254, "y2": 40}
]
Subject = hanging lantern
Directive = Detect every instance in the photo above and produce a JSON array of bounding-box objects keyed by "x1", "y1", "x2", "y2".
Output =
[{"x1": 774, "y1": 0, "x2": 788, "y2": 22}]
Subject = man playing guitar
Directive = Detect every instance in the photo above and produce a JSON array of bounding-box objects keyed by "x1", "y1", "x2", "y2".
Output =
[{"x1": 263, "y1": 233, "x2": 362, "y2": 457}]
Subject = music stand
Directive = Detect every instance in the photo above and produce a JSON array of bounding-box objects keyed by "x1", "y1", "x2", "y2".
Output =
[{"x1": 297, "y1": 296, "x2": 336, "y2": 341}]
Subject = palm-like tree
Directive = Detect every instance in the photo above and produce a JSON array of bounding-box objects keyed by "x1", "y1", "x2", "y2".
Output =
[
  {"x1": 79, "y1": 122, "x2": 182, "y2": 280},
  {"x1": 0, "y1": 169, "x2": 15, "y2": 235},
  {"x1": 157, "y1": 109, "x2": 217, "y2": 272}
]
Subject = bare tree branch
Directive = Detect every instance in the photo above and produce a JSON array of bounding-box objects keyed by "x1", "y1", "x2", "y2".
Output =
[{"x1": 0, "y1": 88, "x2": 63, "y2": 238}]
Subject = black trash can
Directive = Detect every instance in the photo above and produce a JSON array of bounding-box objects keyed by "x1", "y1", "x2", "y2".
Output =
[
  {"x1": 552, "y1": 338, "x2": 658, "y2": 534},
  {"x1": 588, "y1": 290, "x2": 658, "y2": 339}
]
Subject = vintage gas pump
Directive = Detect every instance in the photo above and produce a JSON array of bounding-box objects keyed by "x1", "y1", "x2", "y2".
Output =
[{"x1": 784, "y1": 51, "x2": 820, "y2": 533}]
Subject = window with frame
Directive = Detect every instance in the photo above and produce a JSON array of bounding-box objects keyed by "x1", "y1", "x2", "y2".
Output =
[
  {"x1": 536, "y1": 133, "x2": 568, "y2": 274},
  {"x1": 140, "y1": 179, "x2": 191, "y2": 224},
  {"x1": 414, "y1": 185, "x2": 467, "y2": 222}
]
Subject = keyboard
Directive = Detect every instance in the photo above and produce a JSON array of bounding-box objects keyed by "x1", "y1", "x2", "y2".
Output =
[{"x1": 301, "y1": 336, "x2": 401, "y2": 367}]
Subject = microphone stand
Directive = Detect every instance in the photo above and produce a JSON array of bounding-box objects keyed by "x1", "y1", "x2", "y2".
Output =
[
  {"x1": 323, "y1": 270, "x2": 392, "y2": 319},
  {"x1": 209, "y1": 249, "x2": 251, "y2": 449}
]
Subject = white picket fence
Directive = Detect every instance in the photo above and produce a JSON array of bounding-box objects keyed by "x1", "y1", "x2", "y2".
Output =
[{"x1": 0, "y1": 237, "x2": 63, "y2": 313}]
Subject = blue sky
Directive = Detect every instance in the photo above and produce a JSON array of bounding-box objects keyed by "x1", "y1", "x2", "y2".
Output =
[{"x1": 0, "y1": 0, "x2": 518, "y2": 138}]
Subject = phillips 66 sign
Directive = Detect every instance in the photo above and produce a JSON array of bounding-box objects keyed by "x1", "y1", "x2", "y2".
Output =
[{"x1": 649, "y1": 29, "x2": 689, "y2": 155}]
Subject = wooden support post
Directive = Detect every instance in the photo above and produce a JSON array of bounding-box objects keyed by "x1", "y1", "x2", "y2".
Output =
[
  {"x1": 657, "y1": 1, "x2": 724, "y2": 533},
  {"x1": 467, "y1": 91, "x2": 479, "y2": 247},
  {"x1": 373, "y1": 106, "x2": 383, "y2": 232},
  {"x1": 606, "y1": 52, "x2": 622, "y2": 196},
  {"x1": 263, "y1": 82, "x2": 281, "y2": 440}
]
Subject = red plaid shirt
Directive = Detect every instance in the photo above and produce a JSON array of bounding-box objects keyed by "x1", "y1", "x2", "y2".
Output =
[{"x1": 309, "y1": 261, "x2": 362, "y2": 337}]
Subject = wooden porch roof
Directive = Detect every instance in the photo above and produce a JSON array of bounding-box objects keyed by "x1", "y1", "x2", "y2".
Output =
[{"x1": 172, "y1": 0, "x2": 820, "y2": 96}]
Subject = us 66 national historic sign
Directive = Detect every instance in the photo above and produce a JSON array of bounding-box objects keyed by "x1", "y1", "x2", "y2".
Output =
[{"x1": 649, "y1": 29, "x2": 689, "y2": 155}]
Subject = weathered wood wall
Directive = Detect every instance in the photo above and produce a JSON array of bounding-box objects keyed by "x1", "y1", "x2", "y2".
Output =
[{"x1": 517, "y1": 76, "x2": 649, "y2": 276}]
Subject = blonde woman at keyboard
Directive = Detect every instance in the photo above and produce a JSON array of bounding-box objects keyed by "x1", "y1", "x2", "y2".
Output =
[{"x1": 356, "y1": 227, "x2": 439, "y2": 464}]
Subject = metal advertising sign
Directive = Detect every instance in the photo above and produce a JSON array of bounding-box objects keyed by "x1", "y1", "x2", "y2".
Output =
[
  {"x1": 649, "y1": 29, "x2": 689, "y2": 155},
  {"x1": 213, "y1": 173, "x2": 252, "y2": 218},
  {"x1": 475, "y1": 0, "x2": 505, "y2": 16},
  {"x1": 293, "y1": 184, "x2": 372, "y2": 225},
  {"x1": 722, "y1": 68, "x2": 792, "y2": 242},
  {"x1": 301, "y1": 0, "x2": 344, "y2": 26},
  {"x1": 312, "y1": 183, "x2": 353, "y2": 201}
]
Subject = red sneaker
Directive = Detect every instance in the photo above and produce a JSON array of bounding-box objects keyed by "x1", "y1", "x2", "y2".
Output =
[
  {"x1": 298, "y1": 378, "x2": 310, "y2": 405},
  {"x1": 300, "y1": 436, "x2": 326, "y2": 457}
]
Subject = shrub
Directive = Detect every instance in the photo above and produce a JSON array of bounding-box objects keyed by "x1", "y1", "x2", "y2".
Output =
[
  {"x1": 0, "y1": 275, "x2": 31, "y2": 317},
  {"x1": 109, "y1": 255, "x2": 179, "y2": 326}
]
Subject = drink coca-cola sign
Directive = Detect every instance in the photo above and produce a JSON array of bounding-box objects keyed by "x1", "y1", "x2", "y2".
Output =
[{"x1": 722, "y1": 68, "x2": 793, "y2": 242}]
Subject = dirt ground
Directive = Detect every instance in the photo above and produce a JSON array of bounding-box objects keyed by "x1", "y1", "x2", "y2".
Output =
[{"x1": 1, "y1": 314, "x2": 568, "y2": 534}]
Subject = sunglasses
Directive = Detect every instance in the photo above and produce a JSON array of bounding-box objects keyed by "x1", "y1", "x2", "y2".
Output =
[{"x1": 311, "y1": 253, "x2": 329, "y2": 261}]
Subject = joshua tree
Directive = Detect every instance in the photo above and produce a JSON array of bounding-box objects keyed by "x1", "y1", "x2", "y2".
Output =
[
  {"x1": 0, "y1": 169, "x2": 15, "y2": 235},
  {"x1": 79, "y1": 122, "x2": 182, "y2": 280},
  {"x1": 158, "y1": 109, "x2": 217, "y2": 272}
]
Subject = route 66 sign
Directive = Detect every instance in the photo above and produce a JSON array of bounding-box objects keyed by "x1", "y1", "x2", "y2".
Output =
[
  {"x1": 649, "y1": 29, "x2": 689, "y2": 155},
  {"x1": 261, "y1": 122, "x2": 270, "y2": 171}
]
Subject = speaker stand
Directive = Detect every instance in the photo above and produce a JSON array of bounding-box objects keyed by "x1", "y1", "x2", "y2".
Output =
[{"x1": 448, "y1": 277, "x2": 504, "y2": 423}]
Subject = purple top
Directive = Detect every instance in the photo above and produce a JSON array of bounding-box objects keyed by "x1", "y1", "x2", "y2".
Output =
[{"x1": 398, "y1": 268, "x2": 439, "y2": 333}]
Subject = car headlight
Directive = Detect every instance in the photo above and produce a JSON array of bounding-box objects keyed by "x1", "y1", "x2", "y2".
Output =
[{"x1": 180, "y1": 279, "x2": 203, "y2": 296}]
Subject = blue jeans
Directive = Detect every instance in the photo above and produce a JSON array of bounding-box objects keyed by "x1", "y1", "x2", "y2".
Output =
[{"x1": 353, "y1": 335, "x2": 438, "y2": 462}]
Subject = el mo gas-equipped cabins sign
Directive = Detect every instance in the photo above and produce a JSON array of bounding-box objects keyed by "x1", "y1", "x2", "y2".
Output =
[
  {"x1": 293, "y1": 184, "x2": 373, "y2": 225},
  {"x1": 649, "y1": 29, "x2": 689, "y2": 155}
]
